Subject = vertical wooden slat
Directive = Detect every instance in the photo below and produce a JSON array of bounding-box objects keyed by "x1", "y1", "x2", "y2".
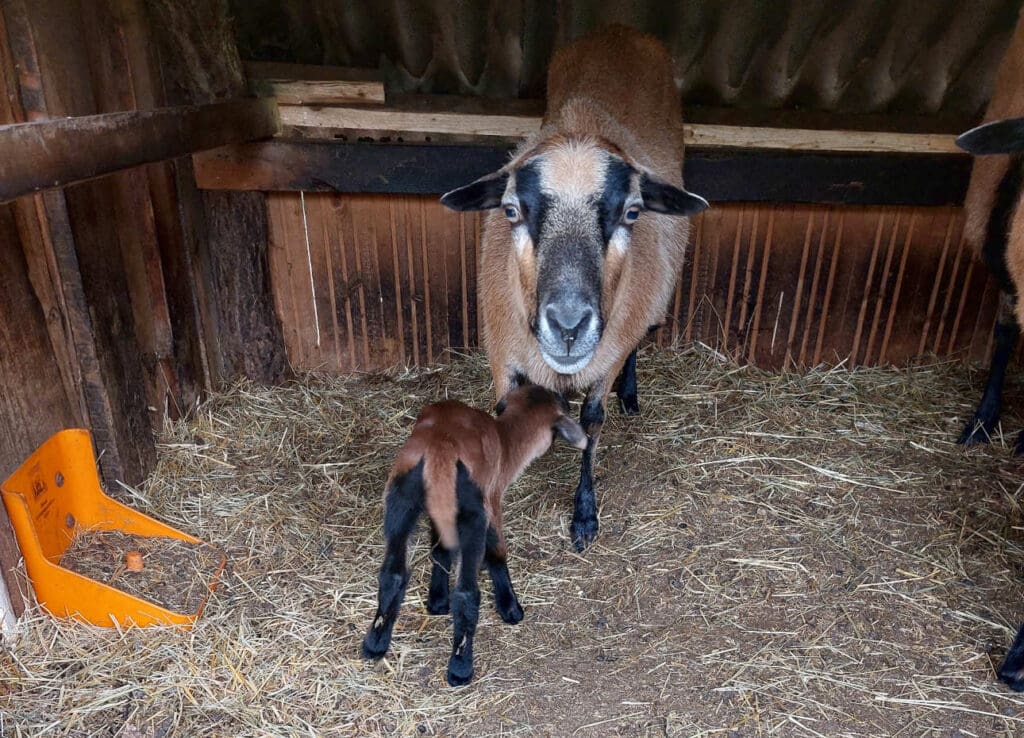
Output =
[
  {"x1": 784, "y1": 208, "x2": 815, "y2": 367},
  {"x1": 746, "y1": 209, "x2": 775, "y2": 364},
  {"x1": 812, "y1": 213, "x2": 844, "y2": 365},
  {"x1": 798, "y1": 211, "x2": 830, "y2": 366}
]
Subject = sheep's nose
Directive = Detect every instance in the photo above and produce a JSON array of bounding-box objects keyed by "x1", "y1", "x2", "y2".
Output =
[{"x1": 545, "y1": 304, "x2": 592, "y2": 352}]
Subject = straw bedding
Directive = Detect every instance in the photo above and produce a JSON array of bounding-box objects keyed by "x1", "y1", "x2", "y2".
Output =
[{"x1": 2, "y1": 346, "x2": 1024, "y2": 737}]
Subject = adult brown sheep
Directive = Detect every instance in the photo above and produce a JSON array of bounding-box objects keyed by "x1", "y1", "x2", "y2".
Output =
[{"x1": 441, "y1": 25, "x2": 708, "y2": 550}]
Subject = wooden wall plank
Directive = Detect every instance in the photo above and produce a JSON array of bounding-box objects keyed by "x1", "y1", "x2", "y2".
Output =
[{"x1": 266, "y1": 195, "x2": 997, "y2": 374}]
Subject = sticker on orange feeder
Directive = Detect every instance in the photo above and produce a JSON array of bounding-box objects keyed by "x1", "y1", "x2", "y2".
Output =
[{"x1": 125, "y1": 551, "x2": 144, "y2": 571}]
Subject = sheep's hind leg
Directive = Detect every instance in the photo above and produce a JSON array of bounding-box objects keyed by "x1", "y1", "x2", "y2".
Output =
[
  {"x1": 426, "y1": 524, "x2": 452, "y2": 615},
  {"x1": 615, "y1": 348, "x2": 640, "y2": 415},
  {"x1": 362, "y1": 464, "x2": 423, "y2": 659},
  {"x1": 447, "y1": 463, "x2": 487, "y2": 686},
  {"x1": 999, "y1": 624, "x2": 1024, "y2": 691},
  {"x1": 959, "y1": 292, "x2": 1019, "y2": 446},
  {"x1": 485, "y1": 524, "x2": 523, "y2": 624}
]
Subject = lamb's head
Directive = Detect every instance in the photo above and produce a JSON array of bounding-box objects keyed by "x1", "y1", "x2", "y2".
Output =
[{"x1": 441, "y1": 137, "x2": 707, "y2": 374}]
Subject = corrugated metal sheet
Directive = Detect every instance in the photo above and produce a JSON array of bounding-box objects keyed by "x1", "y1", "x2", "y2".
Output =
[
  {"x1": 232, "y1": 0, "x2": 1022, "y2": 116},
  {"x1": 267, "y1": 194, "x2": 999, "y2": 372}
]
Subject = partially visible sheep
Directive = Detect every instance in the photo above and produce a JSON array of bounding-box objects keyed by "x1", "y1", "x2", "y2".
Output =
[
  {"x1": 957, "y1": 12, "x2": 1024, "y2": 450},
  {"x1": 361, "y1": 384, "x2": 586, "y2": 686}
]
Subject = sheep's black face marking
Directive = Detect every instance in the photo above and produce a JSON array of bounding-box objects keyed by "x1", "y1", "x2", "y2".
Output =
[
  {"x1": 514, "y1": 162, "x2": 550, "y2": 247},
  {"x1": 598, "y1": 158, "x2": 634, "y2": 244}
]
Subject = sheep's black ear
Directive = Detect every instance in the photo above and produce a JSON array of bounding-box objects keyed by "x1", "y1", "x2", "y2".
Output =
[
  {"x1": 554, "y1": 416, "x2": 588, "y2": 450},
  {"x1": 956, "y1": 118, "x2": 1024, "y2": 155},
  {"x1": 440, "y1": 170, "x2": 509, "y2": 211},
  {"x1": 640, "y1": 174, "x2": 709, "y2": 216}
]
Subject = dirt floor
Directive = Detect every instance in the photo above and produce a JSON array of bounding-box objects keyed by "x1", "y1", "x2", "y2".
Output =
[{"x1": 4, "y1": 347, "x2": 1024, "y2": 737}]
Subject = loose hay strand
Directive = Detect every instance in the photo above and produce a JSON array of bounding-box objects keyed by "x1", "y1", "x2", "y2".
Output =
[{"x1": 2, "y1": 347, "x2": 1024, "y2": 736}]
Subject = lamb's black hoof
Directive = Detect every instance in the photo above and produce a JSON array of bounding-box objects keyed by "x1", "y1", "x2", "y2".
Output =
[
  {"x1": 426, "y1": 595, "x2": 450, "y2": 615},
  {"x1": 618, "y1": 393, "x2": 640, "y2": 416},
  {"x1": 496, "y1": 595, "x2": 524, "y2": 625},
  {"x1": 361, "y1": 633, "x2": 388, "y2": 660},
  {"x1": 998, "y1": 624, "x2": 1024, "y2": 691},
  {"x1": 446, "y1": 660, "x2": 474, "y2": 686},
  {"x1": 571, "y1": 514, "x2": 599, "y2": 552},
  {"x1": 958, "y1": 420, "x2": 993, "y2": 446}
]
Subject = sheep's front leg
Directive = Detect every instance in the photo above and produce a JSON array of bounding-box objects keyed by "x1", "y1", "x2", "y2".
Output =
[
  {"x1": 615, "y1": 347, "x2": 640, "y2": 415},
  {"x1": 960, "y1": 290, "x2": 1019, "y2": 446},
  {"x1": 426, "y1": 524, "x2": 452, "y2": 615},
  {"x1": 571, "y1": 390, "x2": 606, "y2": 551},
  {"x1": 485, "y1": 522, "x2": 523, "y2": 624}
]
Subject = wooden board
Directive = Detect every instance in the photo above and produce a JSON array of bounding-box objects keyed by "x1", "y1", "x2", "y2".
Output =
[
  {"x1": 266, "y1": 193, "x2": 994, "y2": 373},
  {"x1": 275, "y1": 103, "x2": 965, "y2": 154},
  {"x1": 193, "y1": 140, "x2": 972, "y2": 207},
  {"x1": 0, "y1": 98, "x2": 280, "y2": 203}
]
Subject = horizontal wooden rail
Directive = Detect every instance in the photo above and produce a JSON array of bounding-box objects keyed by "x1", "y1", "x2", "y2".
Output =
[
  {"x1": 193, "y1": 140, "x2": 971, "y2": 206},
  {"x1": 276, "y1": 104, "x2": 965, "y2": 155},
  {"x1": 0, "y1": 98, "x2": 280, "y2": 203},
  {"x1": 245, "y1": 61, "x2": 385, "y2": 106}
]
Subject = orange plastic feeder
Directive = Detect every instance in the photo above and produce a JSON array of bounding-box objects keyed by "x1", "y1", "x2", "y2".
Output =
[{"x1": 1, "y1": 429, "x2": 225, "y2": 628}]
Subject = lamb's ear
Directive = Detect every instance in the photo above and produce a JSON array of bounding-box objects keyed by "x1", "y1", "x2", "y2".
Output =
[
  {"x1": 640, "y1": 174, "x2": 709, "y2": 216},
  {"x1": 440, "y1": 170, "x2": 509, "y2": 211},
  {"x1": 956, "y1": 118, "x2": 1024, "y2": 155},
  {"x1": 554, "y1": 416, "x2": 588, "y2": 450}
]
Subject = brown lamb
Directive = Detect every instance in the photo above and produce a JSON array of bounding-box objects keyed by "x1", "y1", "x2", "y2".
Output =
[{"x1": 361, "y1": 384, "x2": 586, "y2": 686}]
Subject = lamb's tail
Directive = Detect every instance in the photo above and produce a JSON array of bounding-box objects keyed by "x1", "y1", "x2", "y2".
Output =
[{"x1": 422, "y1": 442, "x2": 459, "y2": 550}]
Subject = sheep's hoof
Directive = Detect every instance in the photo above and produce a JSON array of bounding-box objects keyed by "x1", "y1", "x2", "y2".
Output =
[
  {"x1": 496, "y1": 595, "x2": 524, "y2": 625},
  {"x1": 1014, "y1": 431, "x2": 1024, "y2": 456},
  {"x1": 446, "y1": 660, "x2": 474, "y2": 687},
  {"x1": 958, "y1": 420, "x2": 993, "y2": 446},
  {"x1": 361, "y1": 632, "x2": 389, "y2": 660},
  {"x1": 618, "y1": 393, "x2": 640, "y2": 416},
  {"x1": 571, "y1": 515, "x2": 599, "y2": 551},
  {"x1": 426, "y1": 591, "x2": 450, "y2": 615},
  {"x1": 998, "y1": 624, "x2": 1024, "y2": 691}
]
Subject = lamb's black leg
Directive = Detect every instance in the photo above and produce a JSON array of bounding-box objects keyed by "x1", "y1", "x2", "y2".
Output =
[
  {"x1": 426, "y1": 523, "x2": 452, "y2": 615},
  {"x1": 448, "y1": 463, "x2": 486, "y2": 686},
  {"x1": 362, "y1": 464, "x2": 424, "y2": 660},
  {"x1": 571, "y1": 394, "x2": 606, "y2": 551},
  {"x1": 998, "y1": 623, "x2": 1024, "y2": 691},
  {"x1": 485, "y1": 525, "x2": 523, "y2": 624},
  {"x1": 960, "y1": 291, "x2": 1019, "y2": 446},
  {"x1": 615, "y1": 348, "x2": 640, "y2": 415}
]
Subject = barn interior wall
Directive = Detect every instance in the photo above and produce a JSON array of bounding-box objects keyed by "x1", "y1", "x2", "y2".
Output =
[
  {"x1": 0, "y1": 0, "x2": 285, "y2": 618},
  {"x1": 266, "y1": 194, "x2": 999, "y2": 374}
]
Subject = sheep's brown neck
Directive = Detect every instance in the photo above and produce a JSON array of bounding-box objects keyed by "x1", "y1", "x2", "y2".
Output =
[{"x1": 494, "y1": 415, "x2": 549, "y2": 492}]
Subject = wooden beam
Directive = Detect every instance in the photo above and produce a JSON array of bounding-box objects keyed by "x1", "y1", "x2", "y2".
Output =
[
  {"x1": 0, "y1": 98, "x2": 280, "y2": 203},
  {"x1": 260, "y1": 79, "x2": 385, "y2": 106},
  {"x1": 276, "y1": 104, "x2": 965, "y2": 155},
  {"x1": 193, "y1": 140, "x2": 971, "y2": 206}
]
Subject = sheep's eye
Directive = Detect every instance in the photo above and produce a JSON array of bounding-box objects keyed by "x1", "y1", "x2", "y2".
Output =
[
  {"x1": 504, "y1": 206, "x2": 521, "y2": 223},
  {"x1": 624, "y1": 206, "x2": 641, "y2": 224}
]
